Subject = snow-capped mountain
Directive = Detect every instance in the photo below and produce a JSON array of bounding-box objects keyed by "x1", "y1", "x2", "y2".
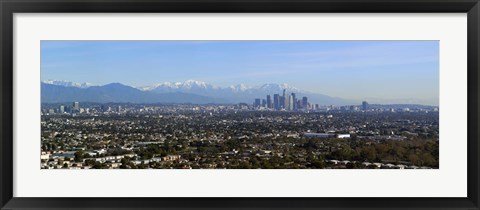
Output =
[
  {"x1": 42, "y1": 80, "x2": 93, "y2": 89},
  {"x1": 141, "y1": 80, "x2": 351, "y2": 105},
  {"x1": 257, "y1": 83, "x2": 303, "y2": 94},
  {"x1": 228, "y1": 84, "x2": 250, "y2": 92},
  {"x1": 139, "y1": 80, "x2": 220, "y2": 92},
  {"x1": 142, "y1": 80, "x2": 301, "y2": 94}
]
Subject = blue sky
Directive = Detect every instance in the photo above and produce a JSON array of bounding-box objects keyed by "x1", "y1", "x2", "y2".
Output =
[{"x1": 41, "y1": 40, "x2": 439, "y2": 105}]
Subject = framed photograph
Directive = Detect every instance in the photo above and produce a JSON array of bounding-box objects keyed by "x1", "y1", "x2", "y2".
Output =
[{"x1": 1, "y1": 0, "x2": 479, "y2": 209}]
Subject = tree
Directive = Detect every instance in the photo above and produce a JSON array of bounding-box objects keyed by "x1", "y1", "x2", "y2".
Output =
[
  {"x1": 360, "y1": 146, "x2": 376, "y2": 161},
  {"x1": 84, "y1": 159, "x2": 96, "y2": 166},
  {"x1": 74, "y1": 150, "x2": 84, "y2": 162},
  {"x1": 408, "y1": 154, "x2": 420, "y2": 166}
]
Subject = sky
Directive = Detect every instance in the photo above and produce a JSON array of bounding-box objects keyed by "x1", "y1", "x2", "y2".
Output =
[{"x1": 41, "y1": 40, "x2": 439, "y2": 105}]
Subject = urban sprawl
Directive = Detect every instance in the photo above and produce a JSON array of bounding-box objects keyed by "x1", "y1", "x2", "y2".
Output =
[{"x1": 41, "y1": 90, "x2": 439, "y2": 169}]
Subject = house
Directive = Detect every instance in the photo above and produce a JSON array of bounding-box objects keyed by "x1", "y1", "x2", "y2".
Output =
[
  {"x1": 337, "y1": 134, "x2": 351, "y2": 139},
  {"x1": 329, "y1": 160, "x2": 340, "y2": 164},
  {"x1": 40, "y1": 153, "x2": 50, "y2": 160},
  {"x1": 162, "y1": 155, "x2": 181, "y2": 161},
  {"x1": 384, "y1": 163, "x2": 395, "y2": 168},
  {"x1": 110, "y1": 163, "x2": 122, "y2": 168}
]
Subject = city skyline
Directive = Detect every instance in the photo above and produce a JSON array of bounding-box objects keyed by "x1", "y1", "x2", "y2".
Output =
[
  {"x1": 41, "y1": 79, "x2": 439, "y2": 106},
  {"x1": 41, "y1": 40, "x2": 439, "y2": 105}
]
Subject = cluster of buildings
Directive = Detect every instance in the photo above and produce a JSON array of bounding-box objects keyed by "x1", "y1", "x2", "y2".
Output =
[
  {"x1": 250, "y1": 89, "x2": 422, "y2": 114},
  {"x1": 326, "y1": 160, "x2": 433, "y2": 169},
  {"x1": 43, "y1": 102, "x2": 125, "y2": 115},
  {"x1": 45, "y1": 102, "x2": 83, "y2": 114},
  {"x1": 253, "y1": 89, "x2": 311, "y2": 111},
  {"x1": 42, "y1": 100, "x2": 438, "y2": 117},
  {"x1": 304, "y1": 133, "x2": 351, "y2": 139}
]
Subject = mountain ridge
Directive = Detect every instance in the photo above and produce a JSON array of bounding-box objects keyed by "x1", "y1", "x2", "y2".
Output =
[
  {"x1": 41, "y1": 82, "x2": 228, "y2": 104},
  {"x1": 41, "y1": 80, "x2": 355, "y2": 105}
]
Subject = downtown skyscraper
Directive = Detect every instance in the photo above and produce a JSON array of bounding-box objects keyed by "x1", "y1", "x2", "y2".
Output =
[
  {"x1": 267, "y1": 95, "x2": 272, "y2": 109},
  {"x1": 273, "y1": 94, "x2": 280, "y2": 110}
]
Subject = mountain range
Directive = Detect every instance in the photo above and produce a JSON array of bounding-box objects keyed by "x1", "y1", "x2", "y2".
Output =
[
  {"x1": 41, "y1": 80, "x2": 356, "y2": 105},
  {"x1": 42, "y1": 80, "x2": 93, "y2": 89}
]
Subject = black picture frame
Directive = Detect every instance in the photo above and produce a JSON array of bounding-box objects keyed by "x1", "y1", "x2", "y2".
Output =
[{"x1": 1, "y1": 0, "x2": 479, "y2": 209}]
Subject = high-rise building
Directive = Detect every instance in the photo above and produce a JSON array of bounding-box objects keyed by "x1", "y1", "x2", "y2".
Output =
[
  {"x1": 362, "y1": 101, "x2": 369, "y2": 110},
  {"x1": 283, "y1": 89, "x2": 288, "y2": 110},
  {"x1": 59, "y1": 105, "x2": 65, "y2": 114},
  {"x1": 302, "y1": 97, "x2": 308, "y2": 109},
  {"x1": 73, "y1": 102, "x2": 80, "y2": 111},
  {"x1": 291, "y1": 93, "x2": 296, "y2": 110},
  {"x1": 254, "y1": 98, "x2": 261, "y2": 107},
  {"x1": 296, "y1": 100, "x2": 302, "y2": 110},
  {"x1": 288, "y1": 95, "x2": 294, "y2": 111},
  {"x1": 273, "y1": 94, "x2": 280, "y2": 110},
  {"x1": 262, "y1": 99, "x2": 267, "y2": 107},
  {"x1": 266, "y1": 95, "x2": 272, "y2": 108},
  {"x1": 280, "y1": 96, "x2": 284, "y2": 109}
]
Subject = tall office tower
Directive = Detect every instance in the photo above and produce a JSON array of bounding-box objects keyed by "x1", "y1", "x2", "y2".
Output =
[
  {"x1": 296, "y1": 100, "x2": 302, "y2": 110},
  {"x1": 59, "y1": 105, "x2": 65, "y2": 114},
  {"x1": 291, "y1": 93, "x2": 296, "y2": 110},
  {"x1": 266, "y1": 95, "x2": 272, "y2": 108},
  {"x1": 254, "y1": 98, "x2": 261, "y2": 107},
  {"x1": 288, "y1": 95, "x2": 294, "y2": 111},
  {"x1": 273, "y1": 94, "x2": 280, "y2": 110},
  {"x1": 302, "y1": 97, "x2": 308, "y2": 109},
  {"x1": 284, "y1": 95, "x2": 289, "y2": 110},
  {"x1": 362, "y1": 101, "x2": 369, "y2": 110},
  {"x1": 262, "y1": 99, "x2": 267, "y2": 107},
  {"x1": 73, "y1": 102, "x2": 80, "y2": 111}
]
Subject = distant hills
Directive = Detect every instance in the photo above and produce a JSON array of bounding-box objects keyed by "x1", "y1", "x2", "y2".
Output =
[
  {"x1": 41, "y1": 80, "x2": 356, "y2": 105},
  {"x1": 41, "y1": 82, "x2": 226, "y2": 104}
]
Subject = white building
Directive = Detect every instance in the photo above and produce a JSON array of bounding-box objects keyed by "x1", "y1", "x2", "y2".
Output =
[{"x1": 337, "y1": 134, "x2": 351, "y2": 139}]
